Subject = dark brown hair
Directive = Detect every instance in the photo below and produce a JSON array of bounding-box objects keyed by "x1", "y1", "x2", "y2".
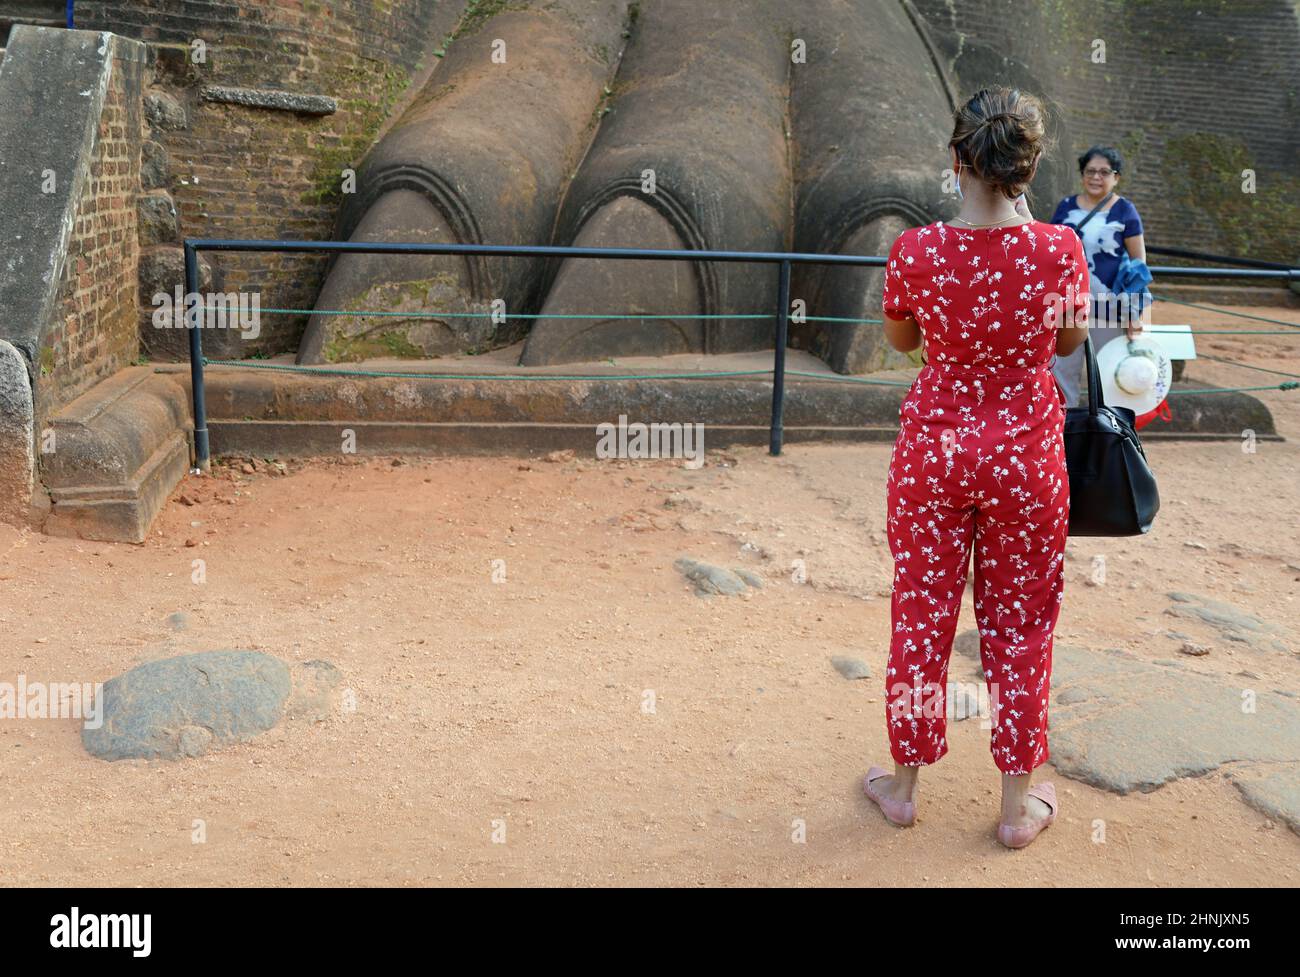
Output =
[{"x1": 949, "y1": 86, "x2": 1049, "y2": 199}]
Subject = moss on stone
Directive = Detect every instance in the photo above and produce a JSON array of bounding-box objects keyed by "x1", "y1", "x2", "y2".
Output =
[
  {"x1": 320, "y1": 273, "x2": 473, "y2": 362},
  {"x1": 1163, "y1": 131, "x2": 1300, "y2": 261},
  {"x1": 302, "y1": 60, "x2": 412, "y2": 207},
  {"x1": 452, "y1": 0, "x2": 533, "y2": 41},
  {"x1": 323, "y1": 329, "x2": 424, "y2": 363}
]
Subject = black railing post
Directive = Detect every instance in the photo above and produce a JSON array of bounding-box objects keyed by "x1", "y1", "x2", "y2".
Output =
[
  {"x1": 184, "y1": 242, "x2": 210, "y2": 472},
  {"x1": 769, "y1": 258, "x2": 791, "y2": 456}
]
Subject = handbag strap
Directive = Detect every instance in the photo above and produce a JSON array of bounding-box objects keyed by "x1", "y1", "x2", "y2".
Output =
[
  {"x1": 1082, "y1": 333, "x2": 1106, "y2": 417},
  {"x1": 1072, "y1": 191, "x2": 1115, "y2": 235}
]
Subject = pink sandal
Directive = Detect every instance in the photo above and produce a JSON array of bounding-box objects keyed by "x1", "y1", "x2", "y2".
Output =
[
  {"x1": 996, "y1": 782, "x2": 1057, "y2": 849},
  {"x1": 863, "y1": 765, "x2": 917, "y2": 827}
]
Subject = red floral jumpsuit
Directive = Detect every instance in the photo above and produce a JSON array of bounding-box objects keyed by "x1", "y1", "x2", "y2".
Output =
[{"x1": 881, "y1": 220, "x2": 1089, "y2": 775}]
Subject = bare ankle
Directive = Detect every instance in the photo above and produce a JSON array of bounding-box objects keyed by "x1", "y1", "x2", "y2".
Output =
[{"x1": 893, "y1": 764, "x2": 920, "y2": 798}]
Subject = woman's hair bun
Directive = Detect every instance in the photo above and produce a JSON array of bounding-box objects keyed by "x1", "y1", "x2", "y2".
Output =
[{"x1": 950, "y1": 87, "x2": 1049, "y2": 199}]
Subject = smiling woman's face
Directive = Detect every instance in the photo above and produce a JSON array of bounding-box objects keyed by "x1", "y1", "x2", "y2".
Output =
[{"x1": 1081, "y1": 154, "x2": 1120, "y2": 198}]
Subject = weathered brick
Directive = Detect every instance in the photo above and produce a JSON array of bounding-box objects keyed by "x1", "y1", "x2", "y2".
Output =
[{"x1": 76, "y1": 0, "x2": 443, "y2": 356}]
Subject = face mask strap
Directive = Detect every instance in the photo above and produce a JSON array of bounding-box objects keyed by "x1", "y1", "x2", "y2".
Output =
[{"x1": 953, "y1": 159, "x2": 969, "y2": 201}]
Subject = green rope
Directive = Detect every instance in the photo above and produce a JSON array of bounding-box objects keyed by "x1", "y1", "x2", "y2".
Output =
[
  {"x1": 198, "y1": 303, "x2": 1300, "y2": 335},
  {"x1": 197, "y1": 305, "x2": 887, "y2": 326},
  {"x1": 215, "y1": 306, "x2": 772, "y2": 321},
  {"x1": 1172, "y1": 329, "x2": 1300, "y2": 335},
  {"x1": 1195, "y1": 353, "x2": 1300, "y2": 381},
  {"x1": 1172, "y1": 382, "x2": 1298, "y2": 394},
  {"x1": 805, "y1": 315, "x2": 884, "y2": 324},
  {"x1": 786, "y1": 370, "x2": 910, "y2": 386},
  {"x1": 203, "y1": 359, "x2": 773, "y2": 381},
  {"x1": 204, "y1": 358, "x2": 909, "y2": 385},
  {"x1": 192, "y1": 300, "x2": 1298, "y2": 394},
  {"x1": 202, "y1": 358, "x2": 1298, "y2": 393}
]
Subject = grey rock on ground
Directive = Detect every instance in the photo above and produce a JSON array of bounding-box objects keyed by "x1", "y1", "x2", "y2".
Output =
[
  {"x1": 953, "y1": 628, "x2": 988, "y2": 681},
  {"x1": 829, "y1": 656, "x2": 871, "y2": 680},
  {"x1": 950, "y1": 684, "x2": 983, "y2": 722},
  {"x1": 1049, "y1": 643, "x2": 1300, "y2": 832},
  {"x1": 83, "y1": 650, "x2": 340, "y2": 761},
  {"x1": 1164, "y1": 591, "x2": 1290, "y2": 655},
  {"x1": 1223, "y1": 765, "x2": 1300, "y2": 834},
  {"x1": 675, "y1": 557, "x2": 762, "y2": 597},
  {"x1": 285, "y1": 660, "x2": 343, "y2": 722},
  {"x1": 953, "y1": 629, "x2": 981, "y2": 659}
]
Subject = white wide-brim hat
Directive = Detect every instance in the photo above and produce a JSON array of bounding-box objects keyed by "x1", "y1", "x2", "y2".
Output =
[{"x1": 1095, "y1": 335, "x2": 1173, "y2": 414}]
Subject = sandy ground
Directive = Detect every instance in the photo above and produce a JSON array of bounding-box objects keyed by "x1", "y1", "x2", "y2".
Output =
[{"x1": 1, "y1": 304, "x2": 1298, "y2": 887}]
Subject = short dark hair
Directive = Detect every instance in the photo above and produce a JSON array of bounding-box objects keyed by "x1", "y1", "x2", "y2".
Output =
[{"x1": 1078, "y1": 145, "x2": 1123, "y2": 175}]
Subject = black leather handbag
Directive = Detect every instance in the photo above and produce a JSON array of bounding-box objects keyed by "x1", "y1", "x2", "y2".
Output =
[{"x1": 1062, "y1": 336, "x2": 1160, "y2": 536}]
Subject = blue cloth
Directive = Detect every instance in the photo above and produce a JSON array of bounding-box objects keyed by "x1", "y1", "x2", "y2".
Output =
[
  {"x1": 1114, "y1": 253, "x2": 1153, "y2": 315},
  {"x1": 1050, "y1": 194, "x2": 1144, "y2": 294}
]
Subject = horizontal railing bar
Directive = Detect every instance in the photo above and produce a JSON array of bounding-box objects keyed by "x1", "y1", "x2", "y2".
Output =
[
  {"x1": 186, "y1": 238, "x2": 883, "y2": 266},
  {"x1": 183, "y1": 238, "x2": 1299, "y2": 280},
  {"x1": 1146, "y1": 266, "x2": 1298, "y2": 280},
  {"x1": 1146, "y1": 245, "x2": 1295, "y2": 271}
]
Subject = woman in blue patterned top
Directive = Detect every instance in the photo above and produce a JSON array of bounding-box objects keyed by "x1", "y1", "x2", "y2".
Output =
[{"x1": 1049, "y1": 146, "x2": 1149, "y2": 407}]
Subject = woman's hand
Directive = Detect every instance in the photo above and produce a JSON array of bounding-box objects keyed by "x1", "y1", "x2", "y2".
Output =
[{"x1": 1125, "y1": 303, "x2": 1152, "y2": 339}]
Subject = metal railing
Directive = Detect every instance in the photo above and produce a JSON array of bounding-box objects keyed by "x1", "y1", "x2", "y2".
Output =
[
  {"x1": 1146, "y1": 245, "x2": 1298, "y2": 271},
  {"x1": 182, "y1": 238, "x2": 1300, "y2": 470}
]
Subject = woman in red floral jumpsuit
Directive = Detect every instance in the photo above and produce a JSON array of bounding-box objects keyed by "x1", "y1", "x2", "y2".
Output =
[{"x1": 863, "y1": 87, "x2": 1091, "y2": 849}]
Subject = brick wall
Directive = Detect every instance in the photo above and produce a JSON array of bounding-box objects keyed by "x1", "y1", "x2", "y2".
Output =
[
  {"x1": 911, "y1": 0, "x2": 1300, "y2": 263},
  {"x1": 41, "y1": 42, "x2": 145, "y2": 423},
  {"x1": 78, "y1": 0, "x2": 451, "y2": 357}
]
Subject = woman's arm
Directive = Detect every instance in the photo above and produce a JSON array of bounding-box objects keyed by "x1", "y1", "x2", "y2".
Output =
[
  {"x1": 1055, "y1": 316, "x2": 1089, "y2": 356},
  {"x1": 1122, "y1": 202, "x2": 1150, "y2": 334},
  {"x1": 884, "y1": 311, "x2": 922, "y2": 353},
  {"x1": 880, "y1": 233, "x2": 922, "y2": 356},
  {"x1": 1123, "y1": 235, "x2": 1151, "y2": 333},
  {"x1": 1125, "y1": 234, "x2": 1152, "y2": 331},
  {"x1": 1056, "y1": 233, "x2": 1090, "y2": 356}
]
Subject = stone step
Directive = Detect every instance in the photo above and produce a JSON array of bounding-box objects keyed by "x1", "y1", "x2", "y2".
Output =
[
  {"x1": 147, "y1": 363, "x2": 1281, "y2": 464},
  {"x1": 42, "y1": 368, "x2": 192, "y2": 543},
  {"x1": 207, "y1": 419, "x2": 898, "y2": 458},
  {"x1": 31, "y1": 359, "x2": 1282, "y2": 544},
  {"x1": 193, "y1": 366, "x2": 905, "y2": 457}
]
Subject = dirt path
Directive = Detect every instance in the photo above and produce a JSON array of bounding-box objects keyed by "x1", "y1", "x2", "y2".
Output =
[{"x1": 1, "y1": 311, "x2": 1297, "y2": 887}]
